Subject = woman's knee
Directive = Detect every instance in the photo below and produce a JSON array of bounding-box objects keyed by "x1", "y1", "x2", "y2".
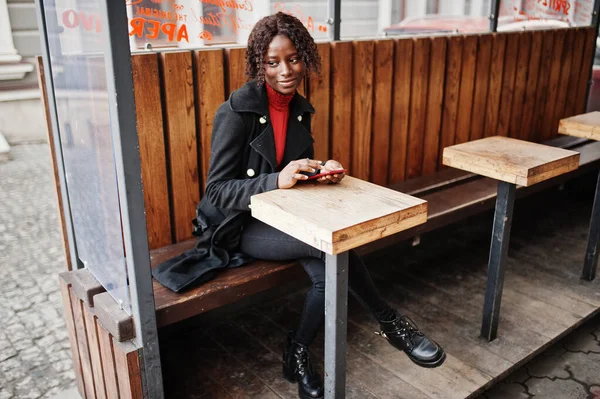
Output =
[{"x1": 312, "y1": 277, "x2": 326, "y2": 295}]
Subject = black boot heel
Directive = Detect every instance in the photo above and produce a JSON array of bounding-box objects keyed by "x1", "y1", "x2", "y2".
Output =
[
  {"x1": 282, "y1": 331, "x2": 324, "y2": 399},
  {"x1": 282, "y1": 363, "x2": 296, "y2": 383}
]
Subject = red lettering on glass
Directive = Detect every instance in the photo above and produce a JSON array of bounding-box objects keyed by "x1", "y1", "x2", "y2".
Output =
[
  {"x1": 128, "y1": 17, "x2": 189, "y2": 42},
  {"x1": 62, "y1": 10, "x2": 78, "y2": 28},
  {"x1": 135, "y1": 6, "x2": 186, "y2": 22},
  {"x1": 199, "y1": 0, "x2": 254, "y2": 13},
  {"x1": 61, "y1": 10, "x2": 102, "y2": 32},
  {"x1": 538, "y1": 0, "x2": 571, "y2": 15},
  {"x1": 198, "y1": 30, "x2": 214, "y2": 40},
  {"x1": 146, "y1": 19, "x2": 161, "y2": 39}
]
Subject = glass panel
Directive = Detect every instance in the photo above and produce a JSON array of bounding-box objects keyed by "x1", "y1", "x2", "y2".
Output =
[
  {"x1": 43, "y1": 0, "x2": 130, "y2": 312},
  {"x1": 372, "y1": 0, "x2": 492, "y2": 40},
  {"x1": 499, "y1": 0, "x2": 594, "y2": 30},
  {"x1": 126, "y1": 0, "x2": 330, "y2": 51}
]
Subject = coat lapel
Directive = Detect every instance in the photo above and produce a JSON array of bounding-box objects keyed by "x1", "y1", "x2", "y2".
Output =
[
  {"x1": 232, "y1": 81, "x2": 316, "y2": 170},
  {"x1": 250, "y1": 124, "x2": 277, "y2": 171},
  {"x1": 282, "y1": 114, "x2": 314, "y2": 165}
]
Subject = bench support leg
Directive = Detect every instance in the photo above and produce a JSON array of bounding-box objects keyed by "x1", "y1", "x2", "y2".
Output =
[
  {"x1": 582, "y1": 169, "x2": 600, "y2": 281},
  {"x1": 324, "y1": 252, "x2": 349, "y2": 399},
  {"x1": 481, "y1": 181, "x2": 516, "y2": 342}
]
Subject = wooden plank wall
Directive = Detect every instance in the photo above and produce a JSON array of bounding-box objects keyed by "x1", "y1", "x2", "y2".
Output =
[
  {"x1": 59, "y1": 274, "x2": 143, "y2": 399},
  {"x1": 131, "y1": 27, "x2": 594, "y2": 249}
]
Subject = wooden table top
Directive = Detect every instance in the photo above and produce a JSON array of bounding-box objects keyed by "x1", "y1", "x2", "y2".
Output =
[
  {"x1": 559, "y1": 112, "x2": 600, "y2": 141},
  {"x1": 250, "y1": 176, "x2": 427, "y2": 255},
  {"x1": 442, "y1": 136, "x2": 580, "y2": 186}
]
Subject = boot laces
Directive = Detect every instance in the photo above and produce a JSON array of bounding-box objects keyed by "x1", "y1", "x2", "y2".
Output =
[
  {"x1": 294, "y1": 345, "x2": 312, "y2": 376},
  {"x1": 377, "y1": 315, "x2": 423, "y2": 346}
]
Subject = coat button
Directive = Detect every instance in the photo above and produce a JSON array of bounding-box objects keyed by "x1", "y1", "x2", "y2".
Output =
[
  {"x1": 259, "y1": 116, "x2": 267, "y2": 124},
  {"x1": 246, "y1": 168, "x2": 255, "y2": 177},
  {"x1": 297, "y1": 115, "x2": 302, "y2": 122}
]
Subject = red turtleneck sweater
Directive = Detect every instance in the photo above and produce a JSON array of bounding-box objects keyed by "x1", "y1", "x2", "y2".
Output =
[{"x1": 266, "y1": 83, "x2": 294, "y2": 168}]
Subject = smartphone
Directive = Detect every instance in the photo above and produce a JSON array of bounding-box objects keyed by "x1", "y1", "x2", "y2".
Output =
[{"x1": 304, "y1": 169, "x2": 347, "y2": 180}]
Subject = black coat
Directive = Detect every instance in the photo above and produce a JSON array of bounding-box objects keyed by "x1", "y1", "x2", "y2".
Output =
[{"x1": 152, "y1": 81, "x2": 316, "y2": 292}]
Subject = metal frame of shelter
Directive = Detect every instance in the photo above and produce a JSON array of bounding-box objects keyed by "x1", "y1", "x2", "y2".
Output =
[{"x1": 32, "y1": 0, "x2": 600, "y2": 397}]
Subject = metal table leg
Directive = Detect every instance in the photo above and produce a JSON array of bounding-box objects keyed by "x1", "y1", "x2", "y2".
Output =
[
  {"x1": 481, "y1": 181, "x2": 516, "y2": 342},
  {"x1": 324, "y1": 252, "x2": 349, "y2": 399},
  {"x1": 582, "y1": 170, "x2": 600, "y2": 281}
]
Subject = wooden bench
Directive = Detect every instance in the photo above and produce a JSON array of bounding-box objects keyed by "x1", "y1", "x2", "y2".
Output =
[{"x1": 38, "y1": 26, "x2": 600, "y2": 397}]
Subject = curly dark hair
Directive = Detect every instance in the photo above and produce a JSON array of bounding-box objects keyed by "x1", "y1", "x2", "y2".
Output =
[{"x1": 246, "y1": 12, "x2": 322, "y2": 85}]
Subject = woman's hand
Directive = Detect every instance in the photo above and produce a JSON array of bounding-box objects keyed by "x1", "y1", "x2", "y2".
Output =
[
  {"x1": 277, "y1": 158, "x2": 323, "y2": 189},
  {"x1": 317, "y1": 159, "x2": 345, "y2": 184}
]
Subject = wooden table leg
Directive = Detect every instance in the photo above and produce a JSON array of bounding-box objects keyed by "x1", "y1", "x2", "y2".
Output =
[
  {"x1": 324, "y1": 252, "x2": 349, "y2": 399},
  {"x1": 481, "y1": 181, "x2": 516, "y2": 342},
  {"x1": 582, "y1": 170, "x2": 600, "y2": 281}
]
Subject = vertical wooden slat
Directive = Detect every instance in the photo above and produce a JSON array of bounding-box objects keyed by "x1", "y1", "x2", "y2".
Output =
[
  {"x1": 37, "y1": 59, "x2": 73, "y2": 270},
  {"x1": 352, "y1": 40, "x2": 375, "y2": 180},
  {"x1": 520, "y1": 31, "x2": 544, "y2": 141},
  {"x1": 531, "y1": 30, "x2": 555, "y2": 142},
  {"x1": 330, "y1": 42, "x2": 353, "y2": 170},
  {"x1": 575, "y1": 27, "x2": 597, "y2": 114},
  {"x1": 131, "y1": 53, "x2": 172, "y2": 249},
  {"x1": 406, "y1": 37, "x2": 430, "y2": 179},
  {"x1": 83, "y1": 307, "x2": 107, "y2": 399},
  {"x1": 422, "y1": 37, "x2": 447, "y2": 176},
  {"x1": 226, "y1": 47, "x2": 247, "y2": 95},
  {"x1": 483, "y1": 33, "x2": 506, "y2": 138},
  {"x1": 161, "y1": 51, "x2": 199, "y2": 243},
  {"x1": 541, "y1": 29, "x2": 566, "y2": 140},
  {"x1": 98, "y1": 326, "x2": 119, "y2": 399},
  {"x1": 70, "y1": 290, "x2": 96, "y2": 399},
  {"x1": 509, "y1": 32, "x2": 531, "y2": 139},
  {"x1": 59, "y1": 276, "x2": 85, "y2": 397},
  {"x1": 114, "y1": 340, "x2": 143, "y2": 399},
  {"x1": 388, "y1": 38, "x2": 413, "y2": 184},
  {"x1": 371, "y1": 40, "x2": 394, "y2": 185},
  {"x1": 455, "y1": 35, "x2": 478, "y2": 144},
  {"x1": 469, "y1": 35, "x2": 492, "y2": 141},
  {"x1": 308, "y1": 42, "x2": 331, "y2": 162},
  {"x1": 496, "y1": 33, "x2": 519, "y2": 137},
  {"x1": 195, "y1": 49, "x2": 226, "y2": 194},
  {"x1": 439, "y1": 36, "x2": 463, "y2": 166},
  {"x1": 551, "y1": 29, "x2": 575, "y2": 138},
  {"x1": 564, "y1": 28, "x2": 587, "y2": 117}
]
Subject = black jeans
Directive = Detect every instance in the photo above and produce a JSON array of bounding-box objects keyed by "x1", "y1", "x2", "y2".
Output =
[{"x1": 240, "y1": 219, "x2": 393, "y2": 346}]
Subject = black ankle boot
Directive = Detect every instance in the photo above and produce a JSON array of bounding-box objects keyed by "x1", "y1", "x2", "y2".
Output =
[
  {"x1": 282, "y1": 331, "x2": 324, "y2": 399},
  {"x1": 377, "y1": 311, "x2": 446, "y2": 368}
]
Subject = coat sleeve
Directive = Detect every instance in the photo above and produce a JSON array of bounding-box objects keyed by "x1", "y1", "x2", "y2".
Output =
[{"x1": 204, "y1": 103, "x2": 279, "y2": 211}]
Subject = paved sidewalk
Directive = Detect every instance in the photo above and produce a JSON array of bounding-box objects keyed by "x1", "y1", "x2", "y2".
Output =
[
  {"x1": 477, "y1": 315, "x2": 600, "y2": 399},
  {"x1": 0, "y1": 143, "x2": 599, "y2": 399},
  {"x1": 0, "y1": 144, "x2": 74, "y2": 399}
]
